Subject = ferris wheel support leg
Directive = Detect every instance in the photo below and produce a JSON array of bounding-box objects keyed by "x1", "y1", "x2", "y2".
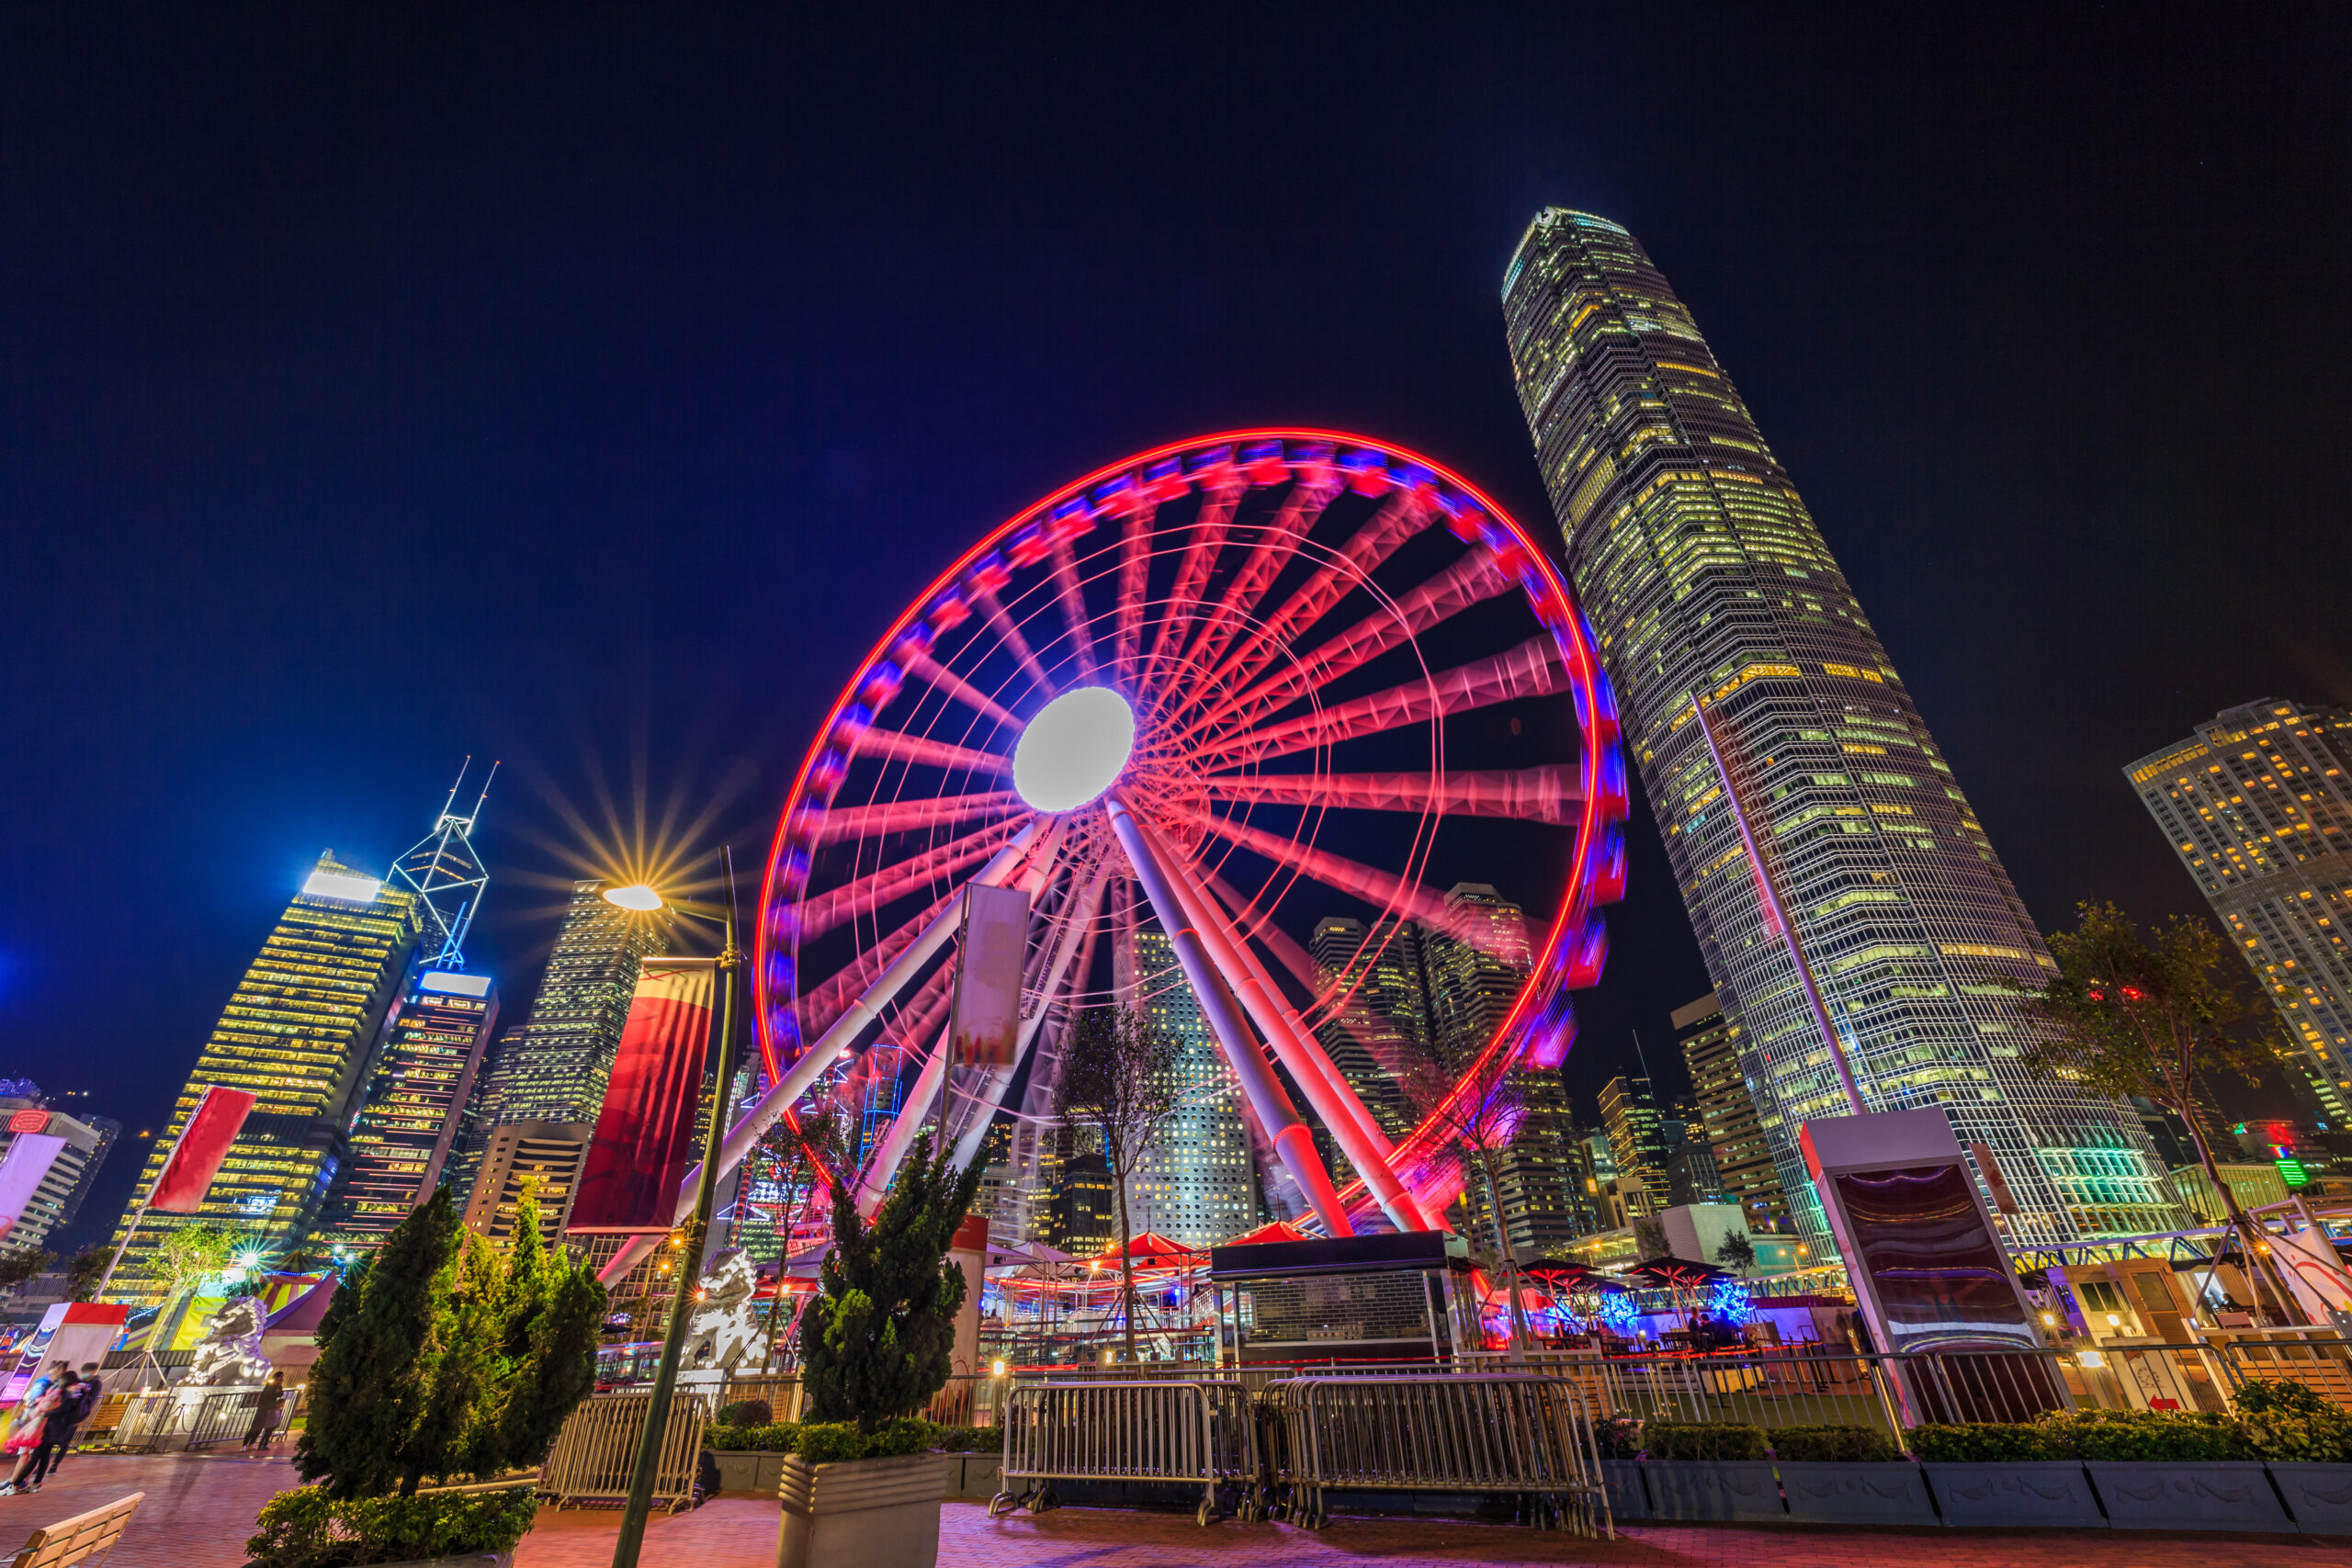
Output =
[
  {"x1": 1125, "y1": 808, "x2": 1432, "y2": 1234},
  {"x1": 597, "y1": 819, "x2": 1046, "y2": 1287},
  {"x1": 1105, "y1": 794, "x2": 1355, "y2": 1238}
]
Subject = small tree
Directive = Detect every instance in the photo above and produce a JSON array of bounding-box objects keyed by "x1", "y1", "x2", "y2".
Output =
[
  {"x1": 62, "y1": 1246, "x2": 106, "y2": 1303},
  {"x1": 1400, "y1": 1048, "x2": 1526, "y2": 1269},
  {"x1": 798, "y1": 1132, "x2": 982, "y2": 1431},
  {"x1": 1714, "y1": 1232, "x2": 1757, "y2": 1276},
  {"x1": 1053, "y1": 1004, "x2": 1180, "y2": 1363},
  {"x1": 0, "y1": 1247, "x2": 54, "y2": 1295},
  {"x1": 1633, "y1": 1215, "x2": 1669, "y2": 1260},
  {"x1": 2013, "y1": 902, "x2": 2299, "y2": 1323}
]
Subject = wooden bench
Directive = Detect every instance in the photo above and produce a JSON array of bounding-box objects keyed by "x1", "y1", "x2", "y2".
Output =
[{"x1": 6, "y1": 1492, "x2": 142, "y2": 1568}]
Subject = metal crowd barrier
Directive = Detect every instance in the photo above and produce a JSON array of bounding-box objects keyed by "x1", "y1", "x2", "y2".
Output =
[
  {"x1": 1262, "y1": 1374, "x2": 1610, "y2": 1536},
  {"x1": 989, "y1": 1380, "x2": 1259, "y2": 1527},
  {"x1": 538, "y1": 1389, "x2": 712, "y2": 1511}
]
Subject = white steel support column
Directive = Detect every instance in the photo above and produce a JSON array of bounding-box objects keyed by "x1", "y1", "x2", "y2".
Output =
[
  {"x1": 1105, "y1": 793, "x2": 1354, "y2": 1237},
  {"x1": 1126, "y1": 807, "x2": 1432, "y2": 1233}
]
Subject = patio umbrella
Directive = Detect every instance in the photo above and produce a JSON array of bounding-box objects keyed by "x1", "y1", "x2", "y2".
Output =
[
  {"x1": 1524, "y1": 1262, "x2": 1630, "y2": 1294},
  {"x1": 1618, "y1": 1256, "x2": 1731, "y2": 1290}
]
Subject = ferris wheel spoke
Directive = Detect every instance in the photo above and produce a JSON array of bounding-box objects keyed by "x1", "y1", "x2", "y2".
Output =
[
  {"x1": 795, "y1": 816, "x2": 1032, "y2": 942},
  {"x1": 1179, "y1": 475, "x2": 1340, "y2": 684},
  {"x1": 797, "y1": 886, "x2": 959, "y2": 1039},
  {"x1": 1205, "y1": 866, "x2": 1416, "y2": 1086},
  {"x1": 1113, "y1": 501, "x2": 1150, "y2": 680},
  {"x1": 972, "y1": 584, "x2": 1058, "y2": 699},
  {"x1": 1047, "y1": 530, "x2": 1100, "y2": 681},
  {"x1": 1203, "y1": 766, "x2": 1585, "y2": 825},
  {"x1": 1195, "y1": 634, "x2": 1567, "y2": 770},
  {"x1": 1197, "y1": 552, "x2": 1512, "y2": 737},
  {"x1": 851, "y1": 724, "x2": 1013, "y2": 779},
  {"x1": 902, "y1": 649, "x2": 1025, "y2": 732},
  {"x1": 1141, "y1": 479, "x2": 1244, "y2": 685},
  {"x1": 1209, "y1": 483, "x2": 1437, "y2": 697},
  {"x1": 1105, "y1": 795, "x2": 1356, "y2": 1236},
  {"x1": 808, "y1": 790, "x2": 1024, "y2": 844},
  {"x1": 854, "y1": 1015, "x2": 952, "y2": 1217}
]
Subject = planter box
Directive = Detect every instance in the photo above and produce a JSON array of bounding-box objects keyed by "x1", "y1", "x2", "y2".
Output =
[
  {"x1": 1924, "y1": 1461, "x2": 2105, "y2": 1529},
  {"x1": 2086, "y1": 1461, "x2": 2291, "y2": 1532},
  {"x1": 778, "y1": 1451, "x2": 951, "y2": 1568},
  {"x1": 1640, "y1": 1460, "x2": 1783, "y2": 1521},
  {"x1": 1779, "y1": 1461, "x2": 1939, "y2": 1526},
  {"x1": 945, "y1": 1455, "x2": 1001, "y2": 1499},
  {"x1": 709, "y1": 1450, "x2": 786, "y2": 1495},
  {"x1": 2269, "y1": 1462, "x2": 2352, "y2": 1535},
  {"x1": 1599, "y1": 1458, "x2": 1648, "y2": 1520}
]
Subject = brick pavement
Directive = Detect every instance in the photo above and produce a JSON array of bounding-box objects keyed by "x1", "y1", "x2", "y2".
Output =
[{"x1": 0, "y1": 1457, "x2": 2340, "y2": 1567}]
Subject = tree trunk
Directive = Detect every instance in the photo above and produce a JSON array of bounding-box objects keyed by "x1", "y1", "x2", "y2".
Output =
[
  {"x1": 1114, "y1": 1165, "x2": 1139, "y2": 1365},
  {"x1": 1472, "y1": 1144, "x2": 1531, "y2": 1359},
  {"x1": 2176, "y1": 1098, "x2": 2303, "y2": 1326}
]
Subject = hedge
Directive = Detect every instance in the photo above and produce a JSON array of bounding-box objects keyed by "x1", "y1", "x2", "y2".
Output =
[
  {"x1": 1770, "y1": 1425, "x2": 1900, "y2": 1463},
  {"x1": 1643, "y1": 1422, "x2": 1768, "y2": 1461},
  {"x1": 246, "y1": 1486, "x2": 538, "y2": 1568}
]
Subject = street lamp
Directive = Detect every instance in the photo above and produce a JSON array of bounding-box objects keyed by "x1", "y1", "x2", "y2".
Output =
[{"x1": 605, "y1": 854, "x2": 743, "y2": 1568}]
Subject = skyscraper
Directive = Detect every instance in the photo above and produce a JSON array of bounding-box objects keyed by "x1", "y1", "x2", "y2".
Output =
[
  {"x1": 2127, "y1": 700, "x2": 2352, "y2": 1123},
  {"x1": 1477, "y1": 1067, "x2": 1592, "y2": 1258},
  {"x1": 0, "y1": 1086, "x2": 119, "y2": 1252},
  {"x1": 1419, "y1": 885, "x2": 1532, "y2": 1065},
  {"x1": 1674, "y1": 992, "x2": 1791, "y2": 1230},
  {"x1": 1503, "y1": 209, "x2": 2177, "y2": 1245},
  {"x1": 1309, "y1": 916, "x2": 1429, "y2": 1140},
  {"x1": 1598, "y1": 1075, "x2": 1669, "y2": 1219},
  {"x1": 1131, "y1": 928, "x2": 1259, "y2": 1250},
  {"x1": 109, "y1": 852, "x2": 422, "y2": 1301}
]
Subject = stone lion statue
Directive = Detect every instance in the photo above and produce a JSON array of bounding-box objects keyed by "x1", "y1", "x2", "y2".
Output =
[
  {"x1": 680, "y1": 1249, "x2": 764, "y2": 1371},
  {"x1": 187, "y1": 1296, "x2": 271, "y2": 1386}
]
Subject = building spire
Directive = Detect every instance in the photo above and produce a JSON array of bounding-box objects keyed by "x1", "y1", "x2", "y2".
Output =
[{"x1": 391, "y1": 761, "x2": 494, "y2": 970}]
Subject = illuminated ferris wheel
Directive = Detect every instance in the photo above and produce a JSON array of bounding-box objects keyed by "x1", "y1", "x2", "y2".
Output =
[{"x1": 728, "y1": 430, "x2": 1628, "y2": 1239}]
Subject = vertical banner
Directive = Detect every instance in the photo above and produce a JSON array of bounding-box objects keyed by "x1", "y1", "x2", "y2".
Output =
[
  {"x1": 950, "y1": 885, "x2": 1030, "y2": 1066},
  {"x1": 0, "y1": 1134, "x2": 65, "y2": 1243},
  {"x1": 150, "y1": 1086, "x2": 258, "y2": 1213},
  {"x1": 570, "y1": 957, "x2": 718, "y2": 1235}
]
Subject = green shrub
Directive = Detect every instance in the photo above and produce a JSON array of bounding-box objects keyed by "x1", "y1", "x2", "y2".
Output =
[
  {"x1": 2050, "y1": 1408, "x2": 2249, "y2": 1462},
  {"x1": 794, "y1": 1417, "x2": 937, "y2": 1465},
  {"x1": 718, "y1": 1397, "x2": 774, "y2": 1427},
  {"x1": 2233, "y1": 1378, "x2": 2333, "y2": 1417},
  {"x1": 1593, "y1": 1413, "x2": 1643, "y2": 1460},
  {"x1": 1644, "y1": 1421, "x2": 1767, "y2": 1461},
  {"x1": 1770, "y1": 1426, "x2": 1901, "y2": 1463},
  {"x1": 1909, "y1": 1422, "x2": 2069, "y2": 1462},
  {"x1": 707, "y1": 1420, "x2": 803, "y2": 1453},
  {"x1": 928, "y1": 1424, "x2": 998, "y2": 1452},
  {"x1": 2241, "y1": 1409, "x2": 2352, "y2": 1464},
  {"x1": 246, "y1": 1484, "x2": 537, "y2": 1568}
]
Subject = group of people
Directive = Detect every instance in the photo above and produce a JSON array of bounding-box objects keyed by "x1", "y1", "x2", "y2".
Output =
[{"x1": 0, "y1": 1361, "x2": 101, "y2": 1495}]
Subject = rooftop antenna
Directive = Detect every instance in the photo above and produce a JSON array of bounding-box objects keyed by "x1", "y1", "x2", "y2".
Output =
[{"x1": 391, "y1": 759, "x2": 495, "y2": 970}]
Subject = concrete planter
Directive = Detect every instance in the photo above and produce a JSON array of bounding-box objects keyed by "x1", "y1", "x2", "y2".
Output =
[
  {"x1": 2268, "y1": 1462, "x2": 2352, "y2": 1534},
  {"x1": 777, "y1": 1451, "x2": 950, "y2": 1568},
  {"x1": 2085, "y1": 1461, "x2": 2291, "y2": 1532},
  {"x1": 371, "y1": 1557, "x2": 510, "y2": 1568},
  {"x1": 1778, "y1": 1461, "x2": 1939, "y2": 1526},
  {"x1": 1923, "y1": 1461, "x2": 2105, "y2": 1528},
  {"x1": 944, "y1": 1454, "x2": 1001, "y2": 1499},
  {"x1": 1640, "y1": 1460, "x2": 1783, "y2": 1521},
  {"x1": 710, "y1": 1450, "x2": 786, "y2": 1495},
  {"x1": 1599, "y1": 1459, "x2": 1648, "y2": 1520}
]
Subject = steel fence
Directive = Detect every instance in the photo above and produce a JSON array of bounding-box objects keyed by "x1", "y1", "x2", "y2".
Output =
[
  {"x1": 989, "y1": 1380, "x2": 1259, "y2": 1526},
  {"x1": 1261, "y1": 1374, "x2": 1610, "y2": 1536},
  {"x1": 538, "y1": 1388, "x2": 712, "y2": 1511}
]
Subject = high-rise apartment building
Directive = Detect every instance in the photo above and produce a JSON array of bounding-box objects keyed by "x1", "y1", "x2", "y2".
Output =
[
  {"x1": 461, "y1": 1120, "x2": 593, "y2": 1241},
  {"x1": 1598, "y1": 1074, "x2": 1670, "y2": 1219},
  {"x1": 110, "y1": 852, "x2": 422, "y2": 1301},
  {"x1": 2126, "y1": 701, "x2": 2352, "y2": 1122},
  {"x1": 1310, "y1": 916, "x2": 1428, "y2": 1138},
  {"x1": 1503, "y1": 209, "x2": 2177, "y2": 1245},
  {"x1": 1131, "y1": 928, "x2": 1258, "y2": 1250},
  {"x1": 1674, "y1": 992, "x2": 1791, "y2": 1230},
  {"x1": 323, "y1": 969, "x2": 499, "y2": 1246},
  {"x1": 0, "y1": 1087, "x2": 119, "y2": 1252},
  {"x1": 1476, "y1": 1068, "x2": 1592, "y2": 1258},
  {"x1": 1419, "y1": 885, "x2": 1532, "y2": 1065}
]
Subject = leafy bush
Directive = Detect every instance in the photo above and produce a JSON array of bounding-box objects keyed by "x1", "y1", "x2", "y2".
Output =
[
  {"x1": 1593, "y1": 1413, "x2": 1643, "y2": 1460},
  {"x1": 928, "y1": 1424, "x2": 998, "y2": 1452},
  {"x1": 794, "y1": 1417, "x2": 936, "y2": 1465},
  {"x1": 2050, "y1": 1408, "x2": 2249, "y2": 1462},
  {"x1": 2234, "y1": 1379, "x2": 2333, "y2": 1417},
  {"x1": 707, "y1": 1420, "x2": 802, "y2": 1452},
  {"x1": 717, "y1": 1397, "x2": 774, "y2": 1428},
  {"x1": 1644, "y1": 1421, "x2": 1767, "y2": 1461},
  {"x1": 1770, "y1": 1426, "x2": 1901, "y2": 1463},
  {"x1": 1909, "y1": 1422, "x2": 2069, "y2": 1462},
  {"x1": 246, "y1": 1484, "x2": 537, "y2": 1568}
]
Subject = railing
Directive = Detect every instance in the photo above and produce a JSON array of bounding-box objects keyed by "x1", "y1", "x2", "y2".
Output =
[
  {"x1": 540, "y1": 1388, "x2": 712, "y2": 1511},
  {"x1": 990, "y1": 1379, "x2": 1260, "y2": 1526}
]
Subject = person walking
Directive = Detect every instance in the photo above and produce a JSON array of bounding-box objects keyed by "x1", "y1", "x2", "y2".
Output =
[
  {"x1": 240, "y1": 1371, "x2": 286, "y2": 1452},
  {"x1": 0, "y1": 1370, "x2": 81, "y2": 1495},
  {"x1": 40, "y1": 1365, "x2": 102, "y2": 1477}
]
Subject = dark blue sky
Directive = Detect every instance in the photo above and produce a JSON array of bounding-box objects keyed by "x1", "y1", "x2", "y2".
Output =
[{"x1": 6, "y1": 6, "x2": 2347, "y2": 1247}]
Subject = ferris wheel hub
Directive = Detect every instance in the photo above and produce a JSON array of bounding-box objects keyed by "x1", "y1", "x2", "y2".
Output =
[{"x1": 1012, "y1": 685, "x2": 1136, "y2": 812}]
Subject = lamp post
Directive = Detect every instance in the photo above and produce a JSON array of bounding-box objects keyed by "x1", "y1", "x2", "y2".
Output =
[{"x1": 608, "y1": 849, "x2": 742, "y2": 1568}]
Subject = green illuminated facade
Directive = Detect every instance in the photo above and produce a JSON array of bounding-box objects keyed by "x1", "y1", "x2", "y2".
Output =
[
  {"x1": 1503, "y1": 209, "x2": 2178, "y2": 1247},
  {"x1": 109, "y1": 851, "x2": 422, "y2": 1302}
]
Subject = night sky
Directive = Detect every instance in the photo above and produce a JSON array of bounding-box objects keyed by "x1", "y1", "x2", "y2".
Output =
[{"x1": 6, "y1": 7, "x2": 2347, "y2": 1247}]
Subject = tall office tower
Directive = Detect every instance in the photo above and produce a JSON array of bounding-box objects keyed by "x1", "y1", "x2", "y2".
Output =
[
  {"x1": 1310, "y1": 917, "x2": 1430, "y2": 1138},
  {"x1": 323, "y1": 970, "x2": 499, "y2": 1246},
  {"x1": 1131, "y1": 928, "x2": 1259, "y2": 1250},
  {"x1": 1674, "y1": 992, "x2": 1791, "y2": 1230},
  {"x1": 461, "y1": 1121, "x2": 593, "y2": 1241},
  {"x1": 109, "y1": 852, "x2": 422, "y2": 1301},
  {"x1": 1598, "y1": 1074, "x2": 1670, "y2": 1219},
  {"x1": 463, "y1": 881, "x2": 669, "y2": 1211},
  {"x1": 0, "y1": 1088, "x2": 119, "y2": 1251},
  {"x1": 1474, "y1": 1067, "x2": 1590, "y2": 1259},
  {"x1": 1503, "y1": 209, "x2": 2177, "y2": 1245},
  {"x1": 2126, "y1": 701, "x2": 2352, "y2": 1123}
]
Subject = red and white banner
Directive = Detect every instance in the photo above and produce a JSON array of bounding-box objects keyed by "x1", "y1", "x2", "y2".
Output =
[
  {"x1": 570, "y1": 958, "x2": 718, "y2": 1235},
  {"x1": 1, "y1": 1303, "x2": 128, "y2": 1405},
  {"x1": 150, "y1": 1086, "x2": 257, "y2": 1213},
  {"x1": 0, "y1": 1134, "x2": 64, "y2": 1244},
  {"x1": 950, "y1": 885, "x2": 1029, "y2": 1067}
]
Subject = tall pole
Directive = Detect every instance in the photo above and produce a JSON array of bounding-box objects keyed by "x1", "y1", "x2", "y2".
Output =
[
  {"x1": 612, "y1": 850, "x2": 743, "y2": 1568},
  {"x1": 1690, "y1": 694, "x2": 1868, "y2": 1116}
]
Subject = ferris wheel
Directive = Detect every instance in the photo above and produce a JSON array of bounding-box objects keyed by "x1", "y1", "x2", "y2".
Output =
[{"x1": 720, "y1": 430, "x2": 1627, "y2": 1245}]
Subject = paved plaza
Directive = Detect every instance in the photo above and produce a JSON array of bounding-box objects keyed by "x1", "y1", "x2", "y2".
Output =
[{"x1": 0, "y1": 1453, "x2": 2340, "y2": 1567}]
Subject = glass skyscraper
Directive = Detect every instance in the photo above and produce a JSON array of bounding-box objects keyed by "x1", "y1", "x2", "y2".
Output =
[
  {"x1": 110, "y1": 852, "x2": 422, "y2": 1301},
  {"x1": 2126, "y1": 700, "x2": 2352, "y2": 1122},
  {"x1": 1504, "y1": 209, "x2": 2177, "y2": 1246},
  {"x1": 1132, "y1": 927, "x2": 1259, "y2": 1250}
]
